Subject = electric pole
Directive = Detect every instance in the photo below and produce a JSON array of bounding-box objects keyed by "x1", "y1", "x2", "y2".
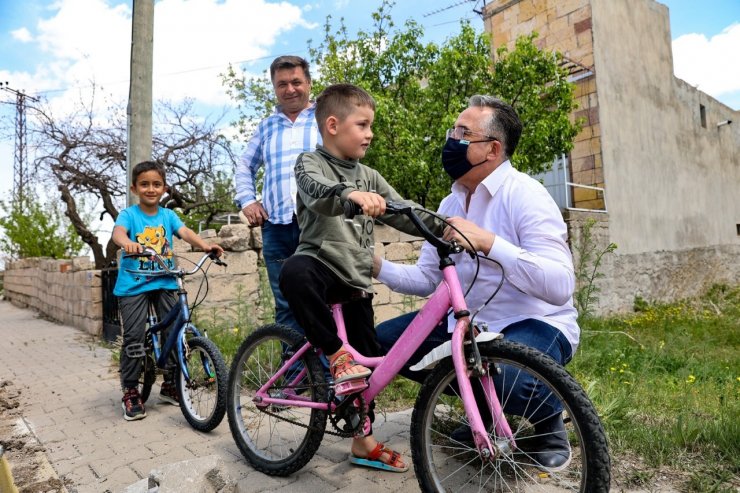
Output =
[
  {"x1": 1, "y1": 82, "x2": 39, "y2": 204},
  {"x1": 127, "y1": 0, "x2": 154, "y2": 206}
]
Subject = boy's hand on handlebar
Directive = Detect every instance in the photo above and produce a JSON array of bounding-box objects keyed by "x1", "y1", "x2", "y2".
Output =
[
  {"x1": 347, "y1": 191, "x2": 386, "y2": 217},
  {"x1": 443, "y1": 217, "x2": 496, "y2": 255},
  {"x1": 204, "y1": 243, "x2": 225, "y2": 258},
  {"x1": 122, "y1": 242, "x2": 143, "y2": 254}
]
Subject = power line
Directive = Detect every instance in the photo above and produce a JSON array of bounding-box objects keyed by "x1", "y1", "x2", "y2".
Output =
[
  {"x1": 423, "y1": 0, "x2": 480, "y2": 18},
  {"x1": 0, "y1": 82, "x2": 38, "y2": 203}
]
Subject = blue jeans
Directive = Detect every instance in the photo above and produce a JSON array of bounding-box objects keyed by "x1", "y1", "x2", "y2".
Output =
[
  {"x1": 261, "y1": 218, "x2": 302, "y2": 334},
  {"x1": 377, "y1": 314, "x2": 573, "y2": 421}
]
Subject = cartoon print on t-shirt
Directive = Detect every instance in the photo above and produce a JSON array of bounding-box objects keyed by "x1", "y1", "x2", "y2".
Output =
[{"x1": 136, "y1": 225, "x2": 170, "y2": 256}]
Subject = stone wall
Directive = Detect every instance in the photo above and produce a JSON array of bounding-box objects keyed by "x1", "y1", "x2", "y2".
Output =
[
  {"x1": 5, "y1": 217, "x2": 738, "y2": 334},
  {"x1": 565, "y1": 211, "x2": 740, "y2": 314},
  {"x1": 3, "y1": 256, "x2": 102, "y2": 335},
  {"x1": 2, "y1": 224, "x2": 426, "y2": 336}
]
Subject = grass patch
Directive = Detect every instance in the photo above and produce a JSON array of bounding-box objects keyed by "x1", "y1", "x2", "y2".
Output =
[{"x1": 572, "y1": 283, "x2": 739, "y2": 490}]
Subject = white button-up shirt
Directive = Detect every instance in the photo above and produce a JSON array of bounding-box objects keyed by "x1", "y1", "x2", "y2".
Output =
[{"x1": 377, "y1": 160, "x2": 580, "y2": 351}]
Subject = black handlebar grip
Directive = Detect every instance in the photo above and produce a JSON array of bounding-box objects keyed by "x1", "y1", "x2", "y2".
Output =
[{"x1": 343, "y1": 200, "x2": 363, "y2": 219}]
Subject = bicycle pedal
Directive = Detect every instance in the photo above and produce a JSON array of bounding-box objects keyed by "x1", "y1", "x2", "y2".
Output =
[
  {"x1": 334, "y1": 379, "x2": 368, "y2": 396},
  {"x1": 124, "y1": 343, "x2": 146, "y2": 358}
]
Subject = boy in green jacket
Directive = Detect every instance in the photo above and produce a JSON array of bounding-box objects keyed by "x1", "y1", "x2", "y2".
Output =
[{"x1": 279, "y1": 84, "x2": 442, "y2": 473}]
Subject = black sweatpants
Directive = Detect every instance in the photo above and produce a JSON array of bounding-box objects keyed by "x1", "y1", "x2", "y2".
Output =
[
  {"x1": 118, "y1": 289, "x2": 177, "y2": 390},
  {"x1": 279, "y1": 255, "x2": 380, "y2": 359},
  {"x1": 279, "y1": 254, "x2": 381, "y2": 431}
]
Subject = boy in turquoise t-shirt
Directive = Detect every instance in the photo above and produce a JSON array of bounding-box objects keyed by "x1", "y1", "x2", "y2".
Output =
[{"x1": 112, "y1": 161, "x2": 224, "y2": 421}]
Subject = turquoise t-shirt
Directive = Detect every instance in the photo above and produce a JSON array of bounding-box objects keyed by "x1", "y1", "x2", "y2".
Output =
[{"x1": 113, "y1": 205, "x2": 185, "y2": 297}]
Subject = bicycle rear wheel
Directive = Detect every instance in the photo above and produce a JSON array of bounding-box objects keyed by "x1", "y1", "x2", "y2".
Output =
[
  {"x1": 176, "y1": 335, "x2": 228, "y2": 432},
  {"x1": 411, "y1": 339, "x2": 610, "y2": 492},
  {"x1": 227, "y1": 324, "x2": 328, "y2": 476}
]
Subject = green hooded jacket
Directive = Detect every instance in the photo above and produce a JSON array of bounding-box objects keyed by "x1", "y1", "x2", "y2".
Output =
[{"x1": 293, "y1": 145, "x2": 445, "y2": 293}]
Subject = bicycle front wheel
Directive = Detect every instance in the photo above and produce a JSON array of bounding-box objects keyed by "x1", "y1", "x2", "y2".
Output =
[
  {"x1": 176, "y1": 335, "x2": 228, "y2": 432},
  {"x1": 411, "y1": 339, "x2": 610, "y2": 492},
  {"x1": 227, "y1": 324, "x2": 328, "y2": 476}
]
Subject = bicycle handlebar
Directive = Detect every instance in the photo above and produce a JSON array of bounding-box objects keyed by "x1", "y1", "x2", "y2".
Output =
[
  {"x1": 343, "y1": 199, "x2": 463, "y2": 256},
  {"x1": 123, "y1": 248, "x2": 227, "y2": 277}
]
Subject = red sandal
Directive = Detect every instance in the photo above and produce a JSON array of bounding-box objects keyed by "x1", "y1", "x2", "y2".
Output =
[
  {"x1": 349, "y1": 442, "x2": 409, "y2": 473},
  {"x1": 330, "y1": 350, "x2": 371, "y2": 395}
]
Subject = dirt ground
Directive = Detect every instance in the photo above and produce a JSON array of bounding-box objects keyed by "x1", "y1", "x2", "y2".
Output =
[{"x1": 0, "y1": 379, "x2": 68, "y2": 493}]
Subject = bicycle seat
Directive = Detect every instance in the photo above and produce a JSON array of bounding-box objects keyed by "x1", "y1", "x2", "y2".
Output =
[{"x1": 326, "y1": 289, "x2": 373, "y2": 305}]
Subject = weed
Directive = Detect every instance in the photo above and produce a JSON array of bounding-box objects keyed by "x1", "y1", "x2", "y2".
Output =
[{"x1": 572, "y1": 217, "x2": 617, "y2": 320}]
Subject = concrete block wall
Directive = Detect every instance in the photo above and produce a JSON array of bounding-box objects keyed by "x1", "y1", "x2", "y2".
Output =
[{"x1": 3, "y1": 256, "x2": 102, "y2": 335}]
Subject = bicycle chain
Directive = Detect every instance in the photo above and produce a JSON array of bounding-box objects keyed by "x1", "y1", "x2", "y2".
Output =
[{"x1": 255, "y1": 382, "x2": 367, "y2": 438}]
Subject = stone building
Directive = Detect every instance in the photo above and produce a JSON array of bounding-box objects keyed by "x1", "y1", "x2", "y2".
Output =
[{"x1": 483, "y1": 0, "x2": 739, "y2": 312}]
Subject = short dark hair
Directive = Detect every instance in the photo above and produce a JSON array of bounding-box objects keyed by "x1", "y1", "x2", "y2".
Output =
[
  {"x1": 468, "y1": 95, "x2": 522, "y2": 159},
  {"x1": 131, "y1": 160, "x2": 166, "y2": 185},
  {"x1": 269, "y1": 55, "x2": 311, "y2": 84},
  {"x1": 315, "y1": 84, "x2": 375, "y2": 134}
]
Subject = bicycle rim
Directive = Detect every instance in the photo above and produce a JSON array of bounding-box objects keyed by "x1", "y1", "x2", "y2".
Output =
[
  {"x1": 227, "y1": 324, "x2": 327, "y2": 476},
  {"x1": 177, "y1": 336, "x2": 227, "y2": 431},
  {"x1": 411, "y1": 340, "x2": 610, "y2": 492}
]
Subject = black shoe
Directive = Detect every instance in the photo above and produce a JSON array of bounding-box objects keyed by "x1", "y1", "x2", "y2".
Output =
[
  {"x1": 449, "y1": 418, "x2": 493, "y2": 444},
  {"x1": 528, "y1": 414, "x2": 571, "y2": 472}
]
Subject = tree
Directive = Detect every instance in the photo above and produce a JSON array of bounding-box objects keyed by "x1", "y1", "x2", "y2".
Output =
[
  {"x1": 222, "y1": 1, "x2": 580, "y2": 208},
  {"x1": 23, "y1": 89, "x2": 238, "y2": 268},
  {"x1": 0, "y1": 193, "x2": 85, "y2": 260}
]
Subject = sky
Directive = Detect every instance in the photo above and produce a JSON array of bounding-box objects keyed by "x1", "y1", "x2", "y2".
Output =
[{"x1": 0, "y1": 0, "x2": 738, "y2": 221}]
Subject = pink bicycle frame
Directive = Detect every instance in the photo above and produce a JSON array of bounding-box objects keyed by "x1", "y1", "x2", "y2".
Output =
[{"x1": 253, "y1": 264, "x2": 514, "y2": 458}]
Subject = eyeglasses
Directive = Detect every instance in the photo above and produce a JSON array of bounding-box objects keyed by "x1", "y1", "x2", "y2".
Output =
[{"x1": 446, "y1": 127, "x2": 498, "y2": 143}]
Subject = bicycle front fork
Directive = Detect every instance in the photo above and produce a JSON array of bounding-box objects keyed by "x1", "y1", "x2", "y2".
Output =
[{"x1": 452, "y1": 330, "x2": 515, "y2": 461}]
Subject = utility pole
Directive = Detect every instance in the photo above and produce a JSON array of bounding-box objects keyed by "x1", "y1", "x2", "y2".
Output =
[
  {"x1": 127, "y1": 0, "x2": 154, "y2": 206},
  {"x1": 1, "y1": 82, "x2": 39, "y2": 204}
]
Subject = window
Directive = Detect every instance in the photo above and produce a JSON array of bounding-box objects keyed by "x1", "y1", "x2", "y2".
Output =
[{"x1": 700, "y1": 104, "x2": 707, "y2": 128}]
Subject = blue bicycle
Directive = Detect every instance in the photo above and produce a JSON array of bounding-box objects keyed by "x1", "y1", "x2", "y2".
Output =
[{"x1": 124, "y1": 247, "x2": 229, "y2": 432}]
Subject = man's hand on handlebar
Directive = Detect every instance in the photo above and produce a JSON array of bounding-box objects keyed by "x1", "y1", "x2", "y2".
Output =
[
  {"x1": 443, "y1": 217, "x2": 496, "y2": 255},
  {"x1": 347, "y1": 191, "x2": 386, "y2": 218}
]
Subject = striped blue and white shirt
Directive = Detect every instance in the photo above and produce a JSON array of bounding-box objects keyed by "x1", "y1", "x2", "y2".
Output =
[{"x1": 234, "y1": 103, "x2": 321, "y2": 225}]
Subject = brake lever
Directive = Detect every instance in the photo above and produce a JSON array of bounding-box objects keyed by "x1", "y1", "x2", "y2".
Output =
[{"x1": 208, "y1": 251, "x2": 228, "y2": 267}]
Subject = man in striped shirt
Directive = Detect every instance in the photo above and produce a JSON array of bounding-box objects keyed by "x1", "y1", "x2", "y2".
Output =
[{"x1": 234, "y1": 55, "x2": 321, "y2": 334}]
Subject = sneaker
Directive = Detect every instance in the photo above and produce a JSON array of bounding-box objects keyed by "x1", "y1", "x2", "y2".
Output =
[
  {"x1": 159, "y1": 381, "x2": 179, "y2": 406},
  {"x1": 122, "y1": 388, "x2": 146, "y2": 421}
]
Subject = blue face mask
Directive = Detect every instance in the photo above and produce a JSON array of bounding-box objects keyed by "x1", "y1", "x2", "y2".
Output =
[{"x1": 441, "y1": 138, "x2": 487, "y2": 180}]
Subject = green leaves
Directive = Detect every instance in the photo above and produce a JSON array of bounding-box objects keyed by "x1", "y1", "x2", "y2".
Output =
[
  {"x1": 222, "y1": 2, "x2": 580, "y2": 209},
  {"x1": 0, "y1": 193, "x2": 85, "y2": 260}
]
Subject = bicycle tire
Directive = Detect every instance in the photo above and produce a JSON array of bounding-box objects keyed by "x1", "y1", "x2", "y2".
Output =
[
  {"x1": 227, "y1": 324, "x2": 328, "y2": 476},
  {"x1": 176, "y1": 335, "x2": 228, "y2": 432},
  {"x1": 139, "y1": 347, "x2": 157, "y2": 404},
  {"x1": 411, "y1": 338, "x2": 610, "y2": 492}
]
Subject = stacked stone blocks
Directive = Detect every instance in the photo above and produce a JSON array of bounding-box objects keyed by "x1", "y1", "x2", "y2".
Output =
[
  {"x1": 2, "y1": 224, "x2": 426, "y2": 336},
  {"x1": 486, "y1": 0, "x2": 604, "y2": 210}
]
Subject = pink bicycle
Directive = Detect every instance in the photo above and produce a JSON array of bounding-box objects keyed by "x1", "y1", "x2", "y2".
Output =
[{"x1": 226, "y1": 202, "x2": 610, "y2": 492}]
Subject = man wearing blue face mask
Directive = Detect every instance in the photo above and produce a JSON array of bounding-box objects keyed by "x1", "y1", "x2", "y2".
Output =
[{"x1": 373, "y1": 95, "x2": 579, "y2": 472}]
